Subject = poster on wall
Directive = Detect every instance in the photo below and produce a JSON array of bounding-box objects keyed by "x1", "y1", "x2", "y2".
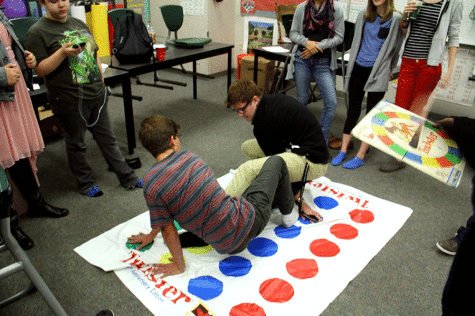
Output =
[
  {"x1": 241, "y1": 0, "x2": 303, "y2": 17},
  {"x1": 435, "y1": 48, "x2": 475, "y2": 107},
  {"x1": 247, "y1": 21, "x2": 274, "y2": 53}
]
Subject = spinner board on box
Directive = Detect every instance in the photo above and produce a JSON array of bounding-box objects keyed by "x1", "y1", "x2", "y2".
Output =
[{"x1": 351, "y1": 100, "x2": 466, "y2": 188}]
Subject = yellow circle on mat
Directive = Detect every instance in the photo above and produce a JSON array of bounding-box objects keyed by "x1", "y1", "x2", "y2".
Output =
[
  {"x1": 160, "y1": 253, "x2": 186, "y2": 264},
  {"x1": 185, "y1": 245, "x2": 214, "y2": 254}
]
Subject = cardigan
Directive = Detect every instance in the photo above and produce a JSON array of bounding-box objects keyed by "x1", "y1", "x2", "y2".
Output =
[
  {"x1": 402, "y1": 0, "x2": 462, "y2": 66},
  {"x1": 286, "y1": 1, "x2": 344, "y2": 80},
  {"x1": 344, "y1": 10, "x2": 404, "y2": 93},
  {"x1": 0, "y1": 11, "x2": 33, "y2": 102}
]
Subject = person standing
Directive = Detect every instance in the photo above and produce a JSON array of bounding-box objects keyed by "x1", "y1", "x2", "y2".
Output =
[
  {"x1": 0, "y1": 9, "x2": 69, "y2": 250},
  {"x1": 287, "y1": 0, "x2": 344, "y2": 143},
  {"x1": 331, "y1": 0, "x2": 403, "y2": 169},
  {"x1": 380, "y1": 0, "x2": 463, "y2": 172},
  {"x1": 24, "y1": 0, "x2": 142, "y2": 196}
]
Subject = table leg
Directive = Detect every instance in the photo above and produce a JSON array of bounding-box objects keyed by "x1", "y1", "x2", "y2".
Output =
[
  {"x1": 227, "y1": 49, "x2": 232, "y2": 89},
  {"x1": 253, "y1": 52, "x2": 259, "y2": 83},
  {"x1": 193, "y1": 61, "x2": 197, "y2": 99},
  {"x1": 121, "y1": 78, "x2": 136, "y2": 155}
]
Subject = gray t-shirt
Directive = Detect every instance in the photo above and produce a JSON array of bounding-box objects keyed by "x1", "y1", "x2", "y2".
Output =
[{"x1": 25, "y1": 16, "x2": 104, "y2": 102}]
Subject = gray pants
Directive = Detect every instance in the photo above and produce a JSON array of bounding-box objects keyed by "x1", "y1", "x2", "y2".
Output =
[
  {"x1": 231, "y1": 156, "x2": 295, "y2": 254},
  {"x1": 49, "y1": 91, "x2": 138, "y2": 194}
]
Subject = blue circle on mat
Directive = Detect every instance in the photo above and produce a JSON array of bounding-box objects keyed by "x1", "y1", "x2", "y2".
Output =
[
  {"x1": 247, "y1": 237, "x2": 278, "y2": 257},
  {"x1": 219, "y1": 256, "x2": 252, "y2": 277},
  {"x1": 188, "y1": 276, "x2": 223, "y2": 300},
  {"x1": 314, "y1": 196, "x2": 339, "y2": 210},
  {"x1": 298, "y1": 217, "x2": 312, "y2": 225},
  {"x1": 274, "y1": 225, "x2": 301, "y2": 239}
]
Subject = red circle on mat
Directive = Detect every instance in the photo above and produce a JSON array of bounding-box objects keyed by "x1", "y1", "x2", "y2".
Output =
[
  {"x1": 349, "y1": 209, "x2": 375, "y2": 224},
  {"x1": 309, "y1": 238, "x2": 340, "y2": 257},
  {"x1": 330, "y1": 223, "x2": 359, "y2": 240},
  {"x1": 286, "y1": 258, "x2": 319, "y2": 279},
  {"x1": 259, "y1": 278, "x2": 294, "y2": 303},
  {"x1": 229, "y1": 303, "x2": 266, "y2": 316}
]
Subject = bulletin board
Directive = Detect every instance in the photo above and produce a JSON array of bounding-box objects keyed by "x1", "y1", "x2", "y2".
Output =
[{"x1": 241, "y1": 0, "x2": 303, "y2": 17}]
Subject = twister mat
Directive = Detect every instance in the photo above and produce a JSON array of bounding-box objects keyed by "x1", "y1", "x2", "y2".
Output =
[
  {"x1": 75, "y1": 175, "x2": 412, "y2": 315},
  {"x1": 351, "y1": 100, "x2": 466, "y2": 188}
]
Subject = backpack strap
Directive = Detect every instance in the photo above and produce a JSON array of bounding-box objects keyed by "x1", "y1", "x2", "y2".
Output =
[
  {"x1": 112, "y1": 14, "x2": 131, "y2": 54},
  {"x1": 132, "y1": 12, "x2": 153, "y2": 46}
]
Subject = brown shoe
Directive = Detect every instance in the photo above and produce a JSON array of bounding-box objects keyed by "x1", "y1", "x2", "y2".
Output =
[
  {"x1": 328, "y1": 138, "x2": 354, "y2": 150},
  {"x1": 328, "y1": 134, "x2": 338, "y2": 144}
]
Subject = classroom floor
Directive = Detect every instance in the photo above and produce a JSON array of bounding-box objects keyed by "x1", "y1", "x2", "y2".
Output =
[{"x1": 0, "y1": 69, "x2": 473, "y2": 316}]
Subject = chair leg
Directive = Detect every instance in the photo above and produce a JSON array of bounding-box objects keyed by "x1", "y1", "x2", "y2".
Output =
[{"x1": 0, "y1": 188, "x2": 67, "y2": 315}]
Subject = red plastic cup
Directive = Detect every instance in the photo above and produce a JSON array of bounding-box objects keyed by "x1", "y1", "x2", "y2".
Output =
[{"x1": 155, "y1": 44, "x2": 166, "y2": 61}]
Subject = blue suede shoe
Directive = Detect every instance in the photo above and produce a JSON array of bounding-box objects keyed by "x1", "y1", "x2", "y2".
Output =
[
  {"x1": 331, "y1": 151, "x2": 346, "y2": 166},
  {"x1": 342, "y1": 157, "x2": 365, "y2": 169}
]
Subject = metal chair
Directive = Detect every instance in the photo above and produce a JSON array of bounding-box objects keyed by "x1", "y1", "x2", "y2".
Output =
[
  {"x1": 0, "y1": 166, "x2": 67, "y2": 315},
  {"x1": 10, "y1": 17, "x2": 39, "y2": 47}
]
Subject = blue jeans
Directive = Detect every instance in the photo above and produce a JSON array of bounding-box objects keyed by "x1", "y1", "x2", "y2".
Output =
[{"x1": 294, "y1": 53, "x2": 337, "y2": 143}]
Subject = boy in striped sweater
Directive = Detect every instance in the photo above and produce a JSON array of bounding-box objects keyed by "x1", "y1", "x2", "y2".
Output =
[{"x1": 127, "y1": 115, "x2": 300, "y2": 277}]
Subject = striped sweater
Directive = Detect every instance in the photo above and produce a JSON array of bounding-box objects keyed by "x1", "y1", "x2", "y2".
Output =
[{"x1": 144, "y1": 150, "x2": 256, "y2": 254}]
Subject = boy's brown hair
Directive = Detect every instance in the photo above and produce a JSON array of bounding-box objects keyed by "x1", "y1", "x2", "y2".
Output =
[
  {"x1": 225, "y1": 80, "x2": 262, "y2": 108},
  {"x1": 139, "y1": 115, "x2": 180, "y2": 158}
]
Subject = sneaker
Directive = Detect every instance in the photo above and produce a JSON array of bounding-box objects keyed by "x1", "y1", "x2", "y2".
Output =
[
  {"x1": 281, "y1": 204, "x2": 299, "y2": 228},
  {"x1": 95, "y1": 310, "x2": 114, "y2": 316},
  {"x1": 127, "y1": 179, "x2": 143, "y2": 190},
  {"x1": 85, "y1": 186, "x2": 103, "y2": 197},
  {"x1": 436, "y1": 237, "x2": 458, "y2": 256},
  {"x1": 379, "y1": 157, "x2": 406, "y2": 173},
  {"x1": 436, "y1": 226, "x2": 465, "y2": 256}
]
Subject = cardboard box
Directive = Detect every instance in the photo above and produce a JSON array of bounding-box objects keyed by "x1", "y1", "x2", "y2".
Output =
[
  {"x1": 38, "y1": 107, "x2": 63, "y2": 138},
  {"x1": 240, "y1": 56, "x2": 275, "y2": 94}
]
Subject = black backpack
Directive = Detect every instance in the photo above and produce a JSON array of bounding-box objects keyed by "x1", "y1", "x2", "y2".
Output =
[{"x1": 112, "y1": 12, "x2": 153, "y2": 64}]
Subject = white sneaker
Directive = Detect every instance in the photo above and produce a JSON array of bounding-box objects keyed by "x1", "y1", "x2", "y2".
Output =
[{"x1": 281, "y1": 204, "x2": 299, "y2": 228}]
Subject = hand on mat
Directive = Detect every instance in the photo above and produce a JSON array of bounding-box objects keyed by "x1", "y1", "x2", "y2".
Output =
[
  {"x1": 127, "y1": 232, "x2": 155, "y2": 251},
  {"x1": 151, "y1": 259, "x2": 184, "y2": 278},
  {"x1": 300, "y1": 200, "x2": 323, "y2": 223}
]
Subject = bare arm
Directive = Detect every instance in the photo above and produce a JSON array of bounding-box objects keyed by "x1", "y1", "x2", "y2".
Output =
[
  {"x1": 440, "y1": 46, "x2": 458, "y2": 88},
  {"x1": 96, "y1": 55, "x2": 104, "y2": 82},
  {"x1": 151, "y1": 223, "x2": 186, "y2": 277}
]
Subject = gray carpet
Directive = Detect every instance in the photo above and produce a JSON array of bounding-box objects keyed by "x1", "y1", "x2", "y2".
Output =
[{"x1": 1, "y1": 69, "x2": 473, "y2": 316}]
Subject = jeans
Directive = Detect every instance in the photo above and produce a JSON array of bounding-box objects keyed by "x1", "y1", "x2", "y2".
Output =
[{"x1": 294, "y1": 52, "x2": 337, "y2": 143}]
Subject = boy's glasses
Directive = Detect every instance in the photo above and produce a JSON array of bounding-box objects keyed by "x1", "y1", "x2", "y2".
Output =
[{"x1": 233, "y1": 100, "x2": 251, "y2": 114}]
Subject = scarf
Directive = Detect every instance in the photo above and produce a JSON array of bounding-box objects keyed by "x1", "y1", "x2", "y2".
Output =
[{"x1": 303, "y1": 0, "x2": 335, "y2": 38}]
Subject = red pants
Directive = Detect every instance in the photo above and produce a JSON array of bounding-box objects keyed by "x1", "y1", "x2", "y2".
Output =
[{"x1": 395, "y1": 57, "x2": 441, "y2": 115}]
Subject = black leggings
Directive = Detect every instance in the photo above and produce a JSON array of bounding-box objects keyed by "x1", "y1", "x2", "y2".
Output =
[{"x1": 343, "y1": 63, "x2": 386, "y2": 135}]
